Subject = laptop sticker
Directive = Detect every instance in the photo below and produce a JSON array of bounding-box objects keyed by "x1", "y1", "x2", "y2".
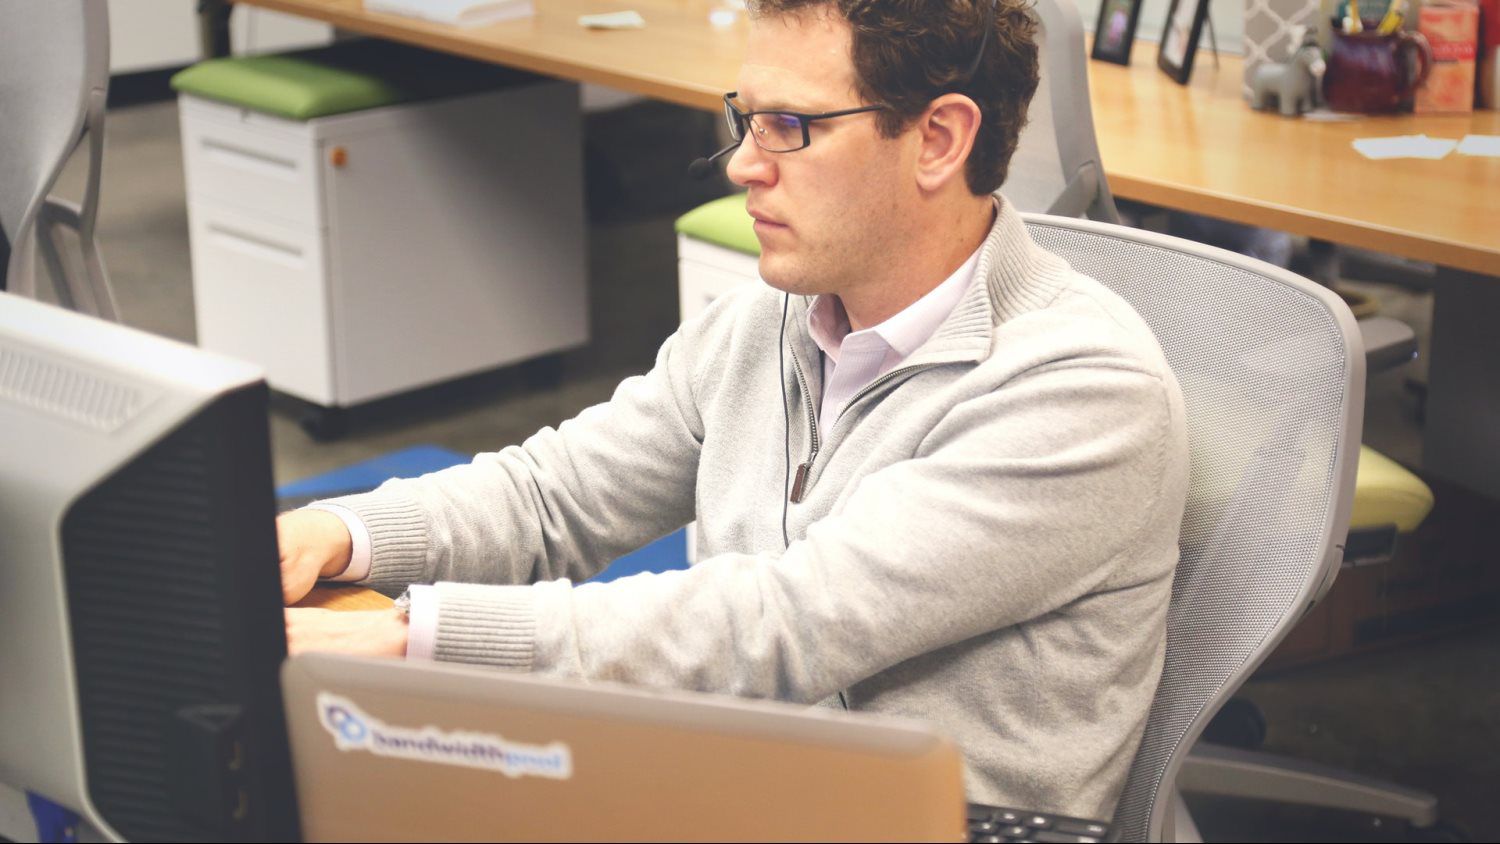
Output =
[{"x1": 317, "y1": 692, "x2": 573, "y2": 780}]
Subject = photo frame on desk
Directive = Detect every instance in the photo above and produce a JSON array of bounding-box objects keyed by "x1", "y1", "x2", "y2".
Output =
[
  {"x1": 1091, "y1": 0, "x2": 1144, "y2": 65},
  {"x1": 1157, "y1": 0, "x2": 1211, "y2": 83}
]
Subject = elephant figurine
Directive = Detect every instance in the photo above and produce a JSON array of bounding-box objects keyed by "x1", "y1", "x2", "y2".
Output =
[{"x1": 1250, "y1": 32, "x2": 1327, "y2": 116}]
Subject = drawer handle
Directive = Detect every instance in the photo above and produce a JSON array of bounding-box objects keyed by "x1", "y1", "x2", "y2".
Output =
[
  {"x1": 201, "y1": 138, "x2": 299, "y2": 177},
  {"x1": 207, "y1": 223, "x2": 305, "y2": 267}
]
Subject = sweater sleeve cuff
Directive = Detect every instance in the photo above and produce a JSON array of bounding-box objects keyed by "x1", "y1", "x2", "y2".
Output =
[
  {"x1": 431, "y1": 581, "x2": 540, "y2": 670},
  {"x1": 315, "y1": 486, "x2": 429, "y2": 591},
  {"x1": 404, "y1": 584, "x2": 439, "y2": 661}
]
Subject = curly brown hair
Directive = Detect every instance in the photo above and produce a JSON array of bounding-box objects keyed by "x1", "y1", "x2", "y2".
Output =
[{"x1": 746, "y1": 0, "x2": 1039, "y2": 196}]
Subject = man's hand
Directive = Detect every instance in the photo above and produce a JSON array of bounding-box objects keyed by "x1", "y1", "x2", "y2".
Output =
[
  {"x1": 277, "y1": 509, "x2": 355, "y2": 605},
  {"x1": 285, "y1": 608, "x2": 409, "y2": 657}
]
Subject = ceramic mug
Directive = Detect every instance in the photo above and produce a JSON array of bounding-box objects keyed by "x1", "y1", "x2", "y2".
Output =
[{"x1": 1324, "y1": 28, "x2": 1433, "y2": 113}]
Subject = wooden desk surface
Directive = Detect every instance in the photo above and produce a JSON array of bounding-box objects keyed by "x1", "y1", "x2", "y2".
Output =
[
  {"x1": 232, "y1": 0, "x2": 1498, "y2": 273},
  {"x1": 1088, "y1": 48, "x2": 1500, "y2": 275},
  {"x1": 238, "y1": 0, "x2": 744, "y2": 111},
  {"x1": 296, "y1": 583, "x2": 394, "y2": 610}
]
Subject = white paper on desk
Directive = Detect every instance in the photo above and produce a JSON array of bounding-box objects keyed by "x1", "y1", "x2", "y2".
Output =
[
  {"x1": 365, "y1": 0, "x2": 534, "y2": 27},
  {"x1": 1351, "y1": 134, "x2": 1458, "y2": 160},
  {"x1": 579, "y1": 10, "x2": 646, "y2": 28},
  {"x1": 1456, "y1": 135, "x2": 1500, "y2": 157},
  {"x1": 1302, "y1": 108, "x2": 1362, "y2": 122}
]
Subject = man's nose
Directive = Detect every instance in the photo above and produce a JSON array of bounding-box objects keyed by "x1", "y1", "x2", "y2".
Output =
[{"x1": 725, "y1": 137, "x2": 775, "y2": 188}]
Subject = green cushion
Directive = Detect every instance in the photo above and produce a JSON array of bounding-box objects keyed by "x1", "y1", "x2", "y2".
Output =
[
  {"x1": 675, "y1": 194, "x2": 762, "y2": 256},
  {"x1": 1352, "y1": 446, "x2": 1434, "y2": 533},
  {"x1": 171, "y1": 41, "x2": 534, "y2": 121},
  {"x1": 172, "y1": 54, "x2": 405, "y2": 120}
]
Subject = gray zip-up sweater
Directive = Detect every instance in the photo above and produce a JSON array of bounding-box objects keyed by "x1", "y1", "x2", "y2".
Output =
[{"x1": 327, "y1": 200, "x2": 1189, "y2": 819}]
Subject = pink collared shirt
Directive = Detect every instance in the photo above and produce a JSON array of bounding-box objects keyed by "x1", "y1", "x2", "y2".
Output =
[{"x1": 807, "y1": 246, "x2": 982, "y2": 426}]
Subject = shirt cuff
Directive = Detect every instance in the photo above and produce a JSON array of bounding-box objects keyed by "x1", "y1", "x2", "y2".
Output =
[
  {"x1": 404, "y1": 584, "x2": 439, "y2": 661},
  {"x1": 304, "y1": 502, "x2": 372, "y2": 582}
]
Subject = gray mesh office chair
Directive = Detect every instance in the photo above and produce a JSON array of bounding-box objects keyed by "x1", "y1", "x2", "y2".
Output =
[
  {"x1": 1002, "y1": 0, "x2": 1120, "y2": 222},
  {"x1": 0, "y1": 0, "x2": 119, "y2": 320},
  {"x1": 1021, "y1": 215, "x2": 1365, "y2": 842}
]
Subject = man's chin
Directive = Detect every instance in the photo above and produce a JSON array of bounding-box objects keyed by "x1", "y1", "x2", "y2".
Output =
[
  {"x1": 757, "y1": 250, "x2": 828, "y2": 297},
  {"x1": 756, "y1": 253, "x2": 797, "y2": 292}
]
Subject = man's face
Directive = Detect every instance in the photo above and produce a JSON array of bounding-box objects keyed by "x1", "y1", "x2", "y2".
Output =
[{"x1": 726, "y1": 7, "x2": 914, "y2": 298}]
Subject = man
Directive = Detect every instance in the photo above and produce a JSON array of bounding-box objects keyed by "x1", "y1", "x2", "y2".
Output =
[{"x1": 279, "y1": 0, "x2": 1189, "y2": 819}]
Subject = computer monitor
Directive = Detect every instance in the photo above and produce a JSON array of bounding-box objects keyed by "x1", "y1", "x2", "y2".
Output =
[{"x1": 0, "y1": 292, "x2": 298, "y2": 840}]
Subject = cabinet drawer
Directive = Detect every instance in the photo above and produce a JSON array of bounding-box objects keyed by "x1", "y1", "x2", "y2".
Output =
[
  {"x1": 188, "y1": 201, "x2": 334, "y2": 404},
  {"x1": 180, "y1": 98, "x2": 323, "y2": 227}
]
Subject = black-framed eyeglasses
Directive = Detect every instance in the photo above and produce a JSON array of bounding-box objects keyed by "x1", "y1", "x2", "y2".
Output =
[{"x1": 722, "y1": 93, "x2": 890, "y2": 153}]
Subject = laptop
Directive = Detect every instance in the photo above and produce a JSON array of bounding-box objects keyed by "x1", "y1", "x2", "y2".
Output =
[{"x1": 281, "y1": 653, "x2": 967, "y2": 841}]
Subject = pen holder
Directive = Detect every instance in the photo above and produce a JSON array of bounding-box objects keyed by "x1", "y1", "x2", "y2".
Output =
[{"x1": 1323, "y1": 28, "x2": 1433, "y2": 112}]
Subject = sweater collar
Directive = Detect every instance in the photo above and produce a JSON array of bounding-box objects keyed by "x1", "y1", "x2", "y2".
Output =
[{"x1": 788, "y1": 196, "x2": 1070, "y2": 368}]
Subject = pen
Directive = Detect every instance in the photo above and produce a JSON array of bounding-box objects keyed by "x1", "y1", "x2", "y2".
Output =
[
  {"x1": 1346, "y1": 0, "x2": 1364, "y2": 32},
  {"x1": 1376, "y1": 0, "x2": 1405, "y2": 33}
]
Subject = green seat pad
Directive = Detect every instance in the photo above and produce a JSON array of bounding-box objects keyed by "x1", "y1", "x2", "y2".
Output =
[
  {"x1": 1352, "y1": 445, "x2": 1434, "y2": 533},
  {"x1": 675, "y1": 194, "x2": 761, "y2": 256},
  {"x1": 172, "y1": 54, "x2": 404, "y2": 120},
  {"x1": 172, "y1": 40, "x2": 535, "y2": 121}
]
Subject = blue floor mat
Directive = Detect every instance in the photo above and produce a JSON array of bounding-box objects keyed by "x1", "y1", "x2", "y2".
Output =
[
  {"x1": 277, "y1": 445, "x2": 471, "y2": 498},
  {"x1": 278, "y1": 445, "x2": 689, "y2": 582}
]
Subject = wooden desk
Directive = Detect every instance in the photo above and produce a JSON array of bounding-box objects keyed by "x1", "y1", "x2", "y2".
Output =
[
  {"x1": 225, "y1": 0, "x2": 1497, "y2": 273},
  {"x1": 296, "y1": 584, "x2": 393, "y2": 610},
  {"x1": 219, "y1": 0, "x2": 1500, "y2": 495},
  {"x1": 1088, "y1": 50, "x2": 1499, "y2": 277},
  {"x1": 231, "y1": 0, "x2": 743, "y2": 112}
]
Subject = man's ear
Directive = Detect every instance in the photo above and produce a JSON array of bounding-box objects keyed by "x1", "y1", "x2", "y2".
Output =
[{"x1": 914, "y1": 93, "x2": 982, "y2": 193}]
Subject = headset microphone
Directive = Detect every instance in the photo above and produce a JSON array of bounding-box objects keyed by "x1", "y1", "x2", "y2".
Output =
[{"x1": 687, "y1": 142, "x2": 741, "y2": 179}]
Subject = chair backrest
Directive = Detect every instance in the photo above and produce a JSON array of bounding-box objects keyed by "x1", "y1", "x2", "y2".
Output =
[
  {"x1": 1021, "y1": 215, "x2": 1364, "y2": 842},
  {"x1": 0, "y1": 0, "x2": 114, "y2": 316},
  {"x1": 1002, "y1": 0, "x2": 1120, "y2": 223}
]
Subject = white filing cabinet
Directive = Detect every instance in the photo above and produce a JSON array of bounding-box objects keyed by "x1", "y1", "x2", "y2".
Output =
[
  {"x1": 675, "y1": 233, "x2": 760, "y2": 324},
  {"x1": 180, "y1": 81, "x2": 588, "y2": 409}
]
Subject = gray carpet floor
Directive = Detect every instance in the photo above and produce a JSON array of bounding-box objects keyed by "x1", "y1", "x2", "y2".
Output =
[{"x1": 42, "y1": 97, "x2": 1500, "y2": 841}]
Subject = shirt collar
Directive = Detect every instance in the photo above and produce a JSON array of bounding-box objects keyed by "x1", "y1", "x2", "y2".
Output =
[{"x1": 805, "y1": 245, "x2": 984, "y2": 362}]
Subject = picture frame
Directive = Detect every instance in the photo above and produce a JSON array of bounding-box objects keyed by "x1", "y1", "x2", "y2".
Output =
[
  {"x1": 1156, "y1": 0, "x2": 1211, "y2": 84},
  {"x1": 1090, "y1": 0, "x2": 1144, "y2": 66}
]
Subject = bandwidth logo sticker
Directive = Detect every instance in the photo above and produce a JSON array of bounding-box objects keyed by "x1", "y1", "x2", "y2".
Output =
[{"x1": 318, "y1": 692, "x2": 573, "y2": 780}]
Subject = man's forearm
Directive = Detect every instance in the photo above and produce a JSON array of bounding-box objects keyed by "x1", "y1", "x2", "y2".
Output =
[{"x1": 314, "y1": 331, "x2": 705, "y2": 591}]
